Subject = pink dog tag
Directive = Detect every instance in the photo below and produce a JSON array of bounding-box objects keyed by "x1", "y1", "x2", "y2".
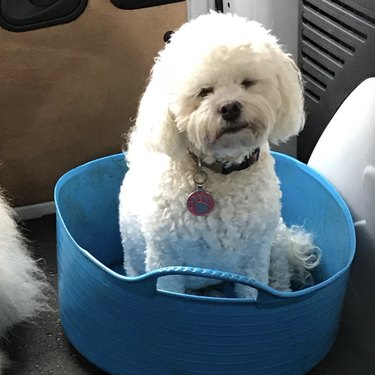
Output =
[{"x1": 187, "y1": 188, "x2": 215, "y2": 216}]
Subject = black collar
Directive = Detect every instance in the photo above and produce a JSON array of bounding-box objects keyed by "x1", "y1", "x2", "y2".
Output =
[{"x1": 190, "y1": 148, "x2": 260, "y2": 175}]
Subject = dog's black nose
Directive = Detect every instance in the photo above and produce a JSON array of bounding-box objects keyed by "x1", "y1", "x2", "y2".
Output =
[{"x1": 219, "y1": 101, "x2": 242, "y2": 121}]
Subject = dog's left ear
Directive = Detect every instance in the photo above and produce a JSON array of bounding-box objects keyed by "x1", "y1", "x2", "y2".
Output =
[{"x1": 269, "y1": 51, "x2": 305, "y2": 144}]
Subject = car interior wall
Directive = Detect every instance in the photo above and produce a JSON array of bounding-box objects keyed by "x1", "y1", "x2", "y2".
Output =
[{"x1": 0, "y1": 0, "x2": 187, "y2": 206}]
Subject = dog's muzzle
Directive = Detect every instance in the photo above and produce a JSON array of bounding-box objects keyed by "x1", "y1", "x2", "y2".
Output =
[{"x1": 217, "y1": 101, "x2": 250, "y2": 138}]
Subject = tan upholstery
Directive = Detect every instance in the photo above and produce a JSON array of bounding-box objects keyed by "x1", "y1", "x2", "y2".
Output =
[{"x1": 0, "y1": 0, "x2": 186, "y2": 206}]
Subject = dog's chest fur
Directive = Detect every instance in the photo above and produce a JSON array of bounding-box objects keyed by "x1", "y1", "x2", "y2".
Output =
[{"x1": 129, "y1": 151, "x2": 282, "y2": 279}]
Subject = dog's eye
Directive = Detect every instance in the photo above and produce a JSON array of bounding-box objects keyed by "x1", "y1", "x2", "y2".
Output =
[
  {"x1": 241, "y1": 79, "x2": 256, "y2": 89},
  {"x1": 198, "y1": 87, "x2": 214, "y2": 98}
]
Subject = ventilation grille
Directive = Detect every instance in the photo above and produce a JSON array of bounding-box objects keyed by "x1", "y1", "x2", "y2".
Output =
[{"x1": 301, "y1": 0, "x2": 375, "y2": 102}]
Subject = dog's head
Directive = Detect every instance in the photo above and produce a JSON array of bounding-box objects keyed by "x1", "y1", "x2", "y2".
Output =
[{"x1": 133, "y1": 12, "x2": 304, "y2": 163}]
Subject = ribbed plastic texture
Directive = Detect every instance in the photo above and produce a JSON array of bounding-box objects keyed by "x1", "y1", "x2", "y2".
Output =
[
  {"x1": 55, "y1": 153, "x2": 355, "y2": 375},
  {"x1": 298, "y1": 0, "x2": 375, "y2": 161}
]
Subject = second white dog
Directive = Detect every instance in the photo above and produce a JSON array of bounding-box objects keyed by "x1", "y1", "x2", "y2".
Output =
[
  {"x1": 0, "y1": 191, "x2": 48, "y2": 373},
  {"x1": 119, "y1": 12, "x2": 320, "y2": 298}
]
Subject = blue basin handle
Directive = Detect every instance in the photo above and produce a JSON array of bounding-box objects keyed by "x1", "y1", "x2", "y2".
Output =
[{"x1": 132, "y1": 266, "x2": 309, "y2": 307}]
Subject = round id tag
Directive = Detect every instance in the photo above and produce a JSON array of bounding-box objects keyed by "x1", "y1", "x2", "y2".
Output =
[{"x1": 187, "y1": 188, "x2": 215, "y2": 216}]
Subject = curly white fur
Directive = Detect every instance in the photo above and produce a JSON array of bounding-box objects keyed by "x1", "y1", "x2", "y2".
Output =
[
  {"x1": 269, "y1": 219, "x2": 321, "y2": 291},
  {"x1": 0, "y1": 191, "x2": 48, "y2": 372},
  {"x1": 119, "y1": 12, "x2": 320, "y2": 297}
]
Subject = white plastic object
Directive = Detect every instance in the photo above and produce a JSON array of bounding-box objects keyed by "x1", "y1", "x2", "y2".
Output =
[
  {"x1": 308, "y1": 78, "x2": 375, "y2": 369},
  {"x1": 308, "y1": 78, "x2": 375, "y2": 235}
]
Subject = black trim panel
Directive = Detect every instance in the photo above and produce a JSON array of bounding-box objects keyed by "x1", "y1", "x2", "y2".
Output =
[
  {"x1": 111, "y1": 0, "x2": 184, "y2": 10},
  {"x1": 0, "y1": 0, "x2": 88, "y2": 32}
]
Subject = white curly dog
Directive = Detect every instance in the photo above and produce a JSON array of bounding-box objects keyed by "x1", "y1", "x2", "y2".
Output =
[
  {"x1": 0, "y1": 191, "x2": 48, "y2": 372},
  {"x1": 119, "y1": 12, "x2": 320, "y2": 298}
]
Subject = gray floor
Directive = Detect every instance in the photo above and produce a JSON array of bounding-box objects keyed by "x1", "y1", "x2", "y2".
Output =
[
  {"x1": 1, "y1": 214, "x2": 372, "y2": 374},
  {"x1": 2, "y1": 215, "x2": 106, "y2": 375}
]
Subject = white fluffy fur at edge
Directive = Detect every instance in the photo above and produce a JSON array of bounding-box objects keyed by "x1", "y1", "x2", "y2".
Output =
[
  {"x1": 119, "y1": 12, "x2": 319, "y2": 298},
  {"x1": 0, "y1": 191, "x2": 48, "y2": 373}
]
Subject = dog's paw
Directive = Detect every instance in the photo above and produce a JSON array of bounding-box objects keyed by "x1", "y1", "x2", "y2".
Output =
[{"x1": 234, "y1": 284, "x2": 258, "y2": 299}]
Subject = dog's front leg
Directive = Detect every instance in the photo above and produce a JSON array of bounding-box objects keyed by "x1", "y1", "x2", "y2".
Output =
[
  {"x1": 144, "y1": 241, "x2": 186, "y2": 294},
  {"x1": 156, "y1": 274, "x2": 186, "y2": 295},
  {"x1": 235, "y1": 253, "x2": 271, "y2": 299},
  {"x1": 235, "y1": 282, "x2": 259, "y2": 299}
]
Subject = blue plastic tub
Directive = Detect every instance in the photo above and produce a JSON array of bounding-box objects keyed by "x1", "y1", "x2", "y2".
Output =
[{"x1": 55, "y1": 152, "x2": 355, "y2": 375}]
